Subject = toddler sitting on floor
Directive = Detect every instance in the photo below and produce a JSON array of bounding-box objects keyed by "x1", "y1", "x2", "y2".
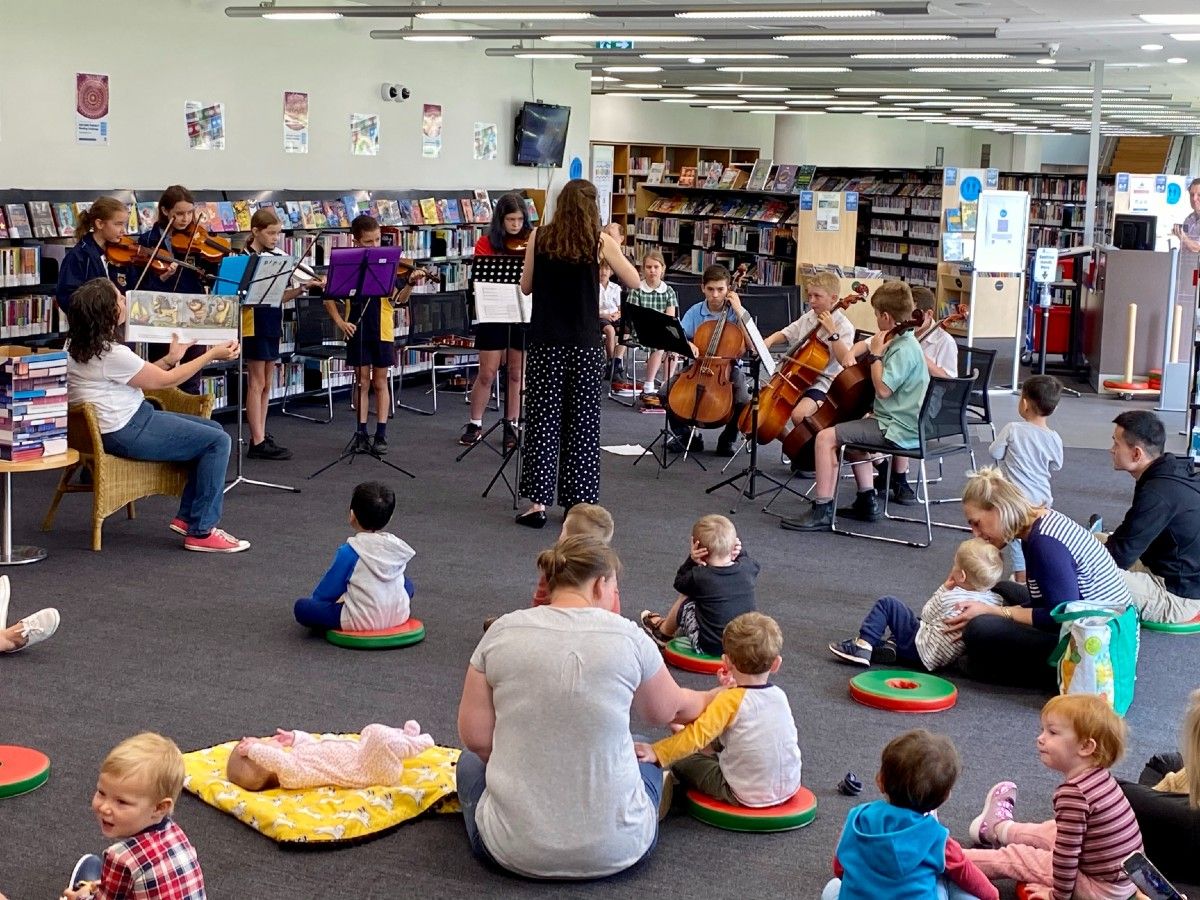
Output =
[{"x1": 226, "y1": 722, "x2": 434, "y2": 791}]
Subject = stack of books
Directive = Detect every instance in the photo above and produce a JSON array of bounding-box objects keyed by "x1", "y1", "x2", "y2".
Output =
[{"x1": 0, "y1": 347, "x2": 69, "y2": 461}]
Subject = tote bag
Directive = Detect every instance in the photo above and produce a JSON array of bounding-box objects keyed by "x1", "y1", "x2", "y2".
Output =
[{"x1": 1048, "y1": 601, "x2": 1140, "y2": 716}]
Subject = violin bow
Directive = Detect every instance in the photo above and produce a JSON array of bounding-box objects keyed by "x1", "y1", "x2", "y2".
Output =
[
  {"x1": 129, "y1": 213, "x2": 176, "y2": 294},
  {"x1": 171, "y1": 210, "x2": 208, "y2": 293}
]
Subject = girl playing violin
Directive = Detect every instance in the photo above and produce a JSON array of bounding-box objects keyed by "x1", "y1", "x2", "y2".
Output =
[
  {"x1": 323, "y1": 214, "x2": 426, "y2": 455},
  {"x1": 241, "y1": 207, "x2": 325, "y2": 461},
  {"x1": 461, "y1": 193, "x2": 530, "y2": 452},
  {"x1": 55, "y1": 197, "x2": 132, "y2": 313}
]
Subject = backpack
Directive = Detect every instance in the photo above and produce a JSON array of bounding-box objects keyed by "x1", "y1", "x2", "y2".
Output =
[{"x1": 1048, "y1": 601, "x2": 1140, "y2": 716}]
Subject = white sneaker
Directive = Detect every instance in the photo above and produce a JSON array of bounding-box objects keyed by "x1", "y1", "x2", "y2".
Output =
[
  {"x1": 5, "y1": 607, "x2": 60, "y2": 653},
  {"x1": 0, "y1": 574, "x2": 9, "y2": 630}
]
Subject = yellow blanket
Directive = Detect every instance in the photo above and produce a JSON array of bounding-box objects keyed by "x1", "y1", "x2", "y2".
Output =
[{"x1": 182, "y1": 736, "x2": 459, "y2": 844}]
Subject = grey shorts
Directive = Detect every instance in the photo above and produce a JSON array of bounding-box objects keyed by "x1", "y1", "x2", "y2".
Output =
[{"x1": 834, "y1": 417, "x2": 901, "y2": 450}]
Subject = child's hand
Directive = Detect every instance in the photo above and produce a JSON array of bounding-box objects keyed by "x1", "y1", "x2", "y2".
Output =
[
  {"x1": 690, "y1": 538, "x2": 709, "y2": 566},
  {"x1": 730, "y1": 538, "x2": 742, "y2": 562},
  {"x1": 61, "y1": 882, "x2": 99, "y2": 900},
  {"x1": 633, "y1": 742, "x2": 659, "y2": 764},
  {"x1": 274, "y1": 729, "x2": 296, "y2": 747},
  {"x1": 716, "y1": 665, "x2": 737, "y2": 688},
  {"x1": 234, "y1": 737, "x2": 255, "y2": 757},
  {"x1": 1022, "y1": 886, "x2": 1052, "y2": 900}
]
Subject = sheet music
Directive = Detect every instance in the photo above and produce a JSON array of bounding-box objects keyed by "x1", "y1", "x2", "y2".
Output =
[
  {"x1": 473, "y1": 282, "x2": 531, "y2": 324},
  {"x1": 246, "y1": 254, "x2": 292, "y2": 308},
  {"x1": 742, "y1": 316, "x2": 776, "y2": 377}
]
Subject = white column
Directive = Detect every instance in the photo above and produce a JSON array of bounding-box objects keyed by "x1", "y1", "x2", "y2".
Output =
[{"x1": 1084, "y1": 61, "x2": 1103, "y2": 246}]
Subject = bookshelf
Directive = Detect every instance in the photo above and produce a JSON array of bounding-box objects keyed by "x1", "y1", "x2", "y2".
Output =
[
  {"x1": 592, "y1": 141, "x2": 759, "y2": 239},
  {"x1": 0, "y1": 186, "x2": 544, "y2": 413}
]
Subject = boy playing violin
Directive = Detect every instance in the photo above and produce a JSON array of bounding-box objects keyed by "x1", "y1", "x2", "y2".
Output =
[
  {"x1": 664, "y1": 264, "x2": 751, "y2": 457},
  {"x1": 324, "y1": 214, "x2": 425, "y2": 456},
  {"x1": 780, "y1": 281, "x2": 930, "y2": 532}
]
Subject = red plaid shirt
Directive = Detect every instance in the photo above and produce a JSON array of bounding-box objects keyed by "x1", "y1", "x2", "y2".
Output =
[{"x1": 98, "y1": 818, "x2": 205, "y2": 900}]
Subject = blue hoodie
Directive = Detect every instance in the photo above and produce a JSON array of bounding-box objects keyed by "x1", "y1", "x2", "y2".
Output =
[{"x1": 834, "y1": 799, "x2": 948, "y2": 899}]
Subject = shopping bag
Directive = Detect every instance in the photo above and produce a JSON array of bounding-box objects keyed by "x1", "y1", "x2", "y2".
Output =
[{"x1": 1048, "y1": 601, "x2": 1140, "y2": 716}]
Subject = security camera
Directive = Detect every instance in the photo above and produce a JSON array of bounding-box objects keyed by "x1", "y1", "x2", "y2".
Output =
[{"x1": 380, "y1": 83, "x2": 411, "y2": 102}]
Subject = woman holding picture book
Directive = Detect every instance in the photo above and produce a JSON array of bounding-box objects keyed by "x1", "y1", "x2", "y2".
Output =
[{"x1": 64, "y1": 278, "x2": 248, "y2": 553}]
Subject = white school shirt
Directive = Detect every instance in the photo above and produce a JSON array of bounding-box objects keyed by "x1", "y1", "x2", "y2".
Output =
[
  {"x1": 920, "y1": 326, "x2": 959, "y2": 376},
  {"x1": 777, "y1": 309, "x2": 853, "y2": 393},
  {"x1": 66, "y1": 343, "x2": 146, "y2": 433},
  {"x1": 598, "y1": 281, "x2": 622, "y2": 316}
]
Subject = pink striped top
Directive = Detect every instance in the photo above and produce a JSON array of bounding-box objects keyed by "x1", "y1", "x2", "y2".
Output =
[{"x1": 1052, "y1": 767, "x2": 1142, "y2": 900}]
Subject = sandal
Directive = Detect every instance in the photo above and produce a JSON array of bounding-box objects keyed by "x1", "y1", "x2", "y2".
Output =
[{"x1": 639, "y1": 610, "x2": 672, "y2": 646}]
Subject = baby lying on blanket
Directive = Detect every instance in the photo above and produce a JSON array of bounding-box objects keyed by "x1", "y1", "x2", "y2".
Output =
[{"x1": 226, "y1": 722, "x2": 434, "y2": 791}]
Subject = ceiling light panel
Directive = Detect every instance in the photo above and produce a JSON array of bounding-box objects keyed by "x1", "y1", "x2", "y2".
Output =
[
  {"x1": 717, "y1": 65, "x2": 852, "y2": 72},
  {"x1": 677, "y1": 8, "x2": 881, "y2": 18},
  {"x1": 853, "y1": 53, "x2": 1012, "y2": 59},
  {"x1": 641, "y1": 53, "x2": 788, "y2": 59},
  {"x1": 1139, "y1": 14, "x2": 1200, "y2": 25},
  {"x1": 911, "y1": 66, "x2": 1053, "y2": 73},
  {"x1": 544, "y1": 34, "x2": 703, "y2": 42},
  {"x1": 416, "y1": 11, "x2": 593, "y2": 20},
  {"x1": 774, "y1": 33, "x2": 955, "y2": 41}
]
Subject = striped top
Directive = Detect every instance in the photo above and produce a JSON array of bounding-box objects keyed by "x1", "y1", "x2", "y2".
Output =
[
  {"x1": 915, "y1": 585, "x2": 1002, "y2": 670},
  {"x1": 1052, "y1": 767, "x2": 1142, "y2": 900},
  {"x1": 1024, "y1": 509, "x2": 1132, "y2": 631}
]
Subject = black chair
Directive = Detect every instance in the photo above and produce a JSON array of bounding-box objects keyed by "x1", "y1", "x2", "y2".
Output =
[
  {"x1": 957, "y1": 343, "x2": 997, "y2": 441},
  {"x1": 831, "y1": 374, "x2": 977, "y2": 548},
  {"x1": 280, "y1": 295, "x2": 346, "y2": 424}
]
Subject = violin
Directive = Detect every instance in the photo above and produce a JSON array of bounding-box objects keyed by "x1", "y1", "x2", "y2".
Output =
[
  {"x1": 396, "y1": 259, "x2": 441, "y2": 285},
  {"x1": 169, "y1": 221, "x2": 233, "y2": 263},
  {"x1": 664, "y1": 264, "x2": 751, "y2": 429},
  {"x1": 739, "y1": 282, "x2": 870, "y2": 445},
  {"x1": 104, "y1": 236, "x2": 210, "y2": 281}
]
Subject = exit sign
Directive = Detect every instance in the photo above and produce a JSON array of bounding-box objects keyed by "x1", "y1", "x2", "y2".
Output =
[{"x1": 596, "y1": 40, "x2": 635, "y2": 49}]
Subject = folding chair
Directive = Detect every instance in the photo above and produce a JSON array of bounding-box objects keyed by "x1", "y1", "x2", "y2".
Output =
[
  {"x1": 280, "y1": 296, "x2": 346, "y2": 424},
  {"x1": 957, "y1": 343, "x2": 997, "y2": 441}
]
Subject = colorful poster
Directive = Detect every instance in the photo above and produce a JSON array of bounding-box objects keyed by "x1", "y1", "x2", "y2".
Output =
[
  {"x1": 75, "y1": 73, "x2": 109, "y2": 145},
  {"x1": 125, "y1": 292, "x2": 239, "y2": 345},
  {"x1": 184, "y1": 101, "x2": 225, "y2": 150},
  {"x1": 473, "y1": 122, "x2": 498, "y2": 160},
  {"x1": 422, "y1": 103, "x2": 442, "y2": 158},
  {"x1": 283, "y1": 91, "x2": 309, "y2": 154},
  {"x1": 350, "y1": 113, "x2": 380, "y2": 156}
]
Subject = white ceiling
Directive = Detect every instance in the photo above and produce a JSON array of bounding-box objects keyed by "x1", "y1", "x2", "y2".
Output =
[{"x1": 232, "y1": 1, "x2": 1200, "y2": 133}]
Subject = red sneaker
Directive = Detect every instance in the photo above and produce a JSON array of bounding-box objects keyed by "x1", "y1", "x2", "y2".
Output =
[
  {"x1": 169, "y1": 517, "x2": 188, "y2": 536},
  {"x1": 184, "y1": 528, "x2": 250, "y2": 554}
]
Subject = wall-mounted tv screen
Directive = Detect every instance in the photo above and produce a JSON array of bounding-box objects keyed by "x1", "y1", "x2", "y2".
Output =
[{"x1": 514, "y1": 102, "x2": 570, "y2": 168}]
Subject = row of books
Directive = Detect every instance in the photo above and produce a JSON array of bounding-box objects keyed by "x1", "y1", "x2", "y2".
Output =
[
  {"x1": 868, "y1": 239, "x2": 938, "y2": 263},
  {"x1": 0, "y1": 348, "x2": 68, "y2": 461},
  {"x1": 0, "y1": 246, "x2": 40, "y2": 286},
  {"x1": 647, "y1": 196, "x2": 792, "y2": 223},
  {"x1": 196, "y1": 375, "x2": 229, "y2": 411},
  {"x1": 0, "y1": 295, "x2": 59, "y2": 338},
  {"x1": 0, "y1": 192, "x2": 540, "y2": 240},
  {"x1": 875, "y1": 263, "x2": 937, "y2": 288},
  {"x1": 1030, "y1": 202, "x2": 1093, "y2": 229},
  {"x1": 809, "y1": 175, "x2": 942, "y2": 199},
  {"x1": 1029, "y1": 227, "x2": 1092, "y2": 250},
  {"x1": 996, "y1": 175, "x2": 1114, "y2": 203}
]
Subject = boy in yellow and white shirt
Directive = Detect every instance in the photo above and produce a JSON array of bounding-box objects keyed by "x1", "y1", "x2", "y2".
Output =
[{"x1": 635, "y1": 612, "x2": 802, "y2": 808}]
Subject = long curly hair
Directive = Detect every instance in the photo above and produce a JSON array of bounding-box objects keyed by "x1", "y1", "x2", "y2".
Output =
[
  {"x1": 536, "y1": 179, "x2": 600, "y2": 265},
  {"x1": 66, "y1": 278, "x2": 123, "y2": 365}
]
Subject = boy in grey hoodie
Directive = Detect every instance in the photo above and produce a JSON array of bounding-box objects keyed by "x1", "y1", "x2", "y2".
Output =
[{"x1": 294, "y1": 481, "x2": 416, "y2": 632}]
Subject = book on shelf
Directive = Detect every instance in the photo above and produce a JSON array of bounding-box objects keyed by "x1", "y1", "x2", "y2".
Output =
[
  {"x1": 944, "y1": 208, "x2": 963, "y2": 232},
  {"x1": 942, "y1": 234, "x2": 968, "y2": 262},
  {"x1": 27, "y1": 202, "x2": 56, "y2": 239},
  {"x1": 298, "y1": 201, "x2": 317, "y2": 229},
  {"x1": 217, "y1": 201, "x2": 238, "y2": 233},
  {"x1": 645, "y1": 162, "x2": 667, "y2": 185},
  {"x1": 796, "y1": 165, "x2": 818, "y2": 190},
  {"x1": 134, "y1": 201, "x2": 158, "y2": 234},
  {"x1": 0, "y1": 208, "x2": 7, "y2": 240},
  {"x1": 232, "y1": 200, "x2": 252, "y2": 232},
  {"x1": 700, "y1": 162, "x2": 724, "y2": 189},
  {"x1": 523, "y1": 197, "x2": 540, "y2": 223},
  {"x1": 419, "y1": 198, "x2": 440, "y2": 224},
  {"x1": 312, "y1": 202, "x2": 330, "y2": 229},
  {"x1": 408, "y1": 200, "x2": 425, "y2": 226},
  {"x1": 770, "y1": 164, "x2": 799, "y2": 194},
  {"x1": 716, "y1": 168, "x2": 749, "y2": 190},
  {"x1": 4, "y1": 205, "x2": 31, "y2": 239},
  {"x1": 73, "y1": 201, "x2": 92, "y2": 220},
  {"x1": 677, "y1": 166, "x2": 697, "y2": 188},
  {"x1": 960, "y1": 201, "x2": 977, "y2": 232},
  {"x1": 746, "y1": 158, "x2": 774, "y2": 192}
]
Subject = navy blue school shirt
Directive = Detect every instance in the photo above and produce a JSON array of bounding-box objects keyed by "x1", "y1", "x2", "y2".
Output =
[
  {"x1": 137, "y1": 225, "x2": 207, "y2": 295},
  {"x1": 55, "y1": 234, "x2": 128, "y2": 312}
]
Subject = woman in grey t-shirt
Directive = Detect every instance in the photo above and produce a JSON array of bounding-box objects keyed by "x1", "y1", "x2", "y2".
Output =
[
  {"x1": 456, "y1": 536, "x2": 713, "y2": 879},
  {"x1": 1172, "y1": 178, "x2": 1200, "y2": 253}
]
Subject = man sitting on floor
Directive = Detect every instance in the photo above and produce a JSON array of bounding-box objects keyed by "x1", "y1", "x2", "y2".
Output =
[{"x1": 1102, "y1": 410, "x2": 1200, "y2": 624}]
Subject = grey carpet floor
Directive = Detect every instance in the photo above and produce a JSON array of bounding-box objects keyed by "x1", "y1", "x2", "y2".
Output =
[{"x1": 2, "y1": 387, "x2": 1195, "y2": 898}]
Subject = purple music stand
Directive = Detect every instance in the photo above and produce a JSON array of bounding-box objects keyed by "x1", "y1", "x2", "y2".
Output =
[{"x1": 325, "y1": 246, "x2": 403, "y2": 298}]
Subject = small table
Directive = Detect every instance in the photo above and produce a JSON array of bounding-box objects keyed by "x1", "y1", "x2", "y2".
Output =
[{"x1": 0, "y1": 449, "x2": 79, "y2": 565}]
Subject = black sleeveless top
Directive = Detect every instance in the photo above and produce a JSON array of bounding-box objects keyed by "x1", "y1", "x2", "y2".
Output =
[{"x1": 529, "y1": 247, "x2": 601, "y2": 348}]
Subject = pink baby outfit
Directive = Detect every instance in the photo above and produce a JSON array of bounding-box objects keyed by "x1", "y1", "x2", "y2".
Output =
[{"x1": 246, "y1": 721, "x2": 434, "y2": 789}]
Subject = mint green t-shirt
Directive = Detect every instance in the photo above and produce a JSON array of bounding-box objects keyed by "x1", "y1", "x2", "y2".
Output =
[{"x1": 874, "y1": 331, "x2": 929, "y2": 449}]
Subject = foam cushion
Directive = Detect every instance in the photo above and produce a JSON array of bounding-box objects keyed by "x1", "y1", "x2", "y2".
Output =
[
  {"x1": 849, "y1": 669, "x2": 958, "y2": 713},
  {"x1": 685, "y1": 786, "x2": 817, "y2": 832},
  {"x1": 1143, "y1": 614, "x2": 1200, "y2": 634},
  {"x1": 662, "y1": 637, "x2": 723, "y2": 675},
  {"x1": 326, "y1": 618, "x2": 426, "y2": 650},
  {"x1": 182, "y1": 736, "x2": 458, "y2": 844},
  {"x1": 0, "y1": 745, "x2": 50, "y2": 799}
]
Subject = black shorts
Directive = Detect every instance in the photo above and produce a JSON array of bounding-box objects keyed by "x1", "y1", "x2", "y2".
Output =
[
  {"x1": 803, "y1": 387, "x2": 827, "y2": 404},
  {"x1": 474, "y1": 322, "x2": 526, "y2": 352},
  {"x1": 243, "y1": 335, "x2": 281, "y2": 362},
  {"x1": 346, "y1": 338, "x2": 397, "y2": 369}
]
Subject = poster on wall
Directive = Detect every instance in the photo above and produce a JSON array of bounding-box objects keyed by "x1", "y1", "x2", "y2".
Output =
[
  {"x1": 422, "y1": 104, "x2": 442, "y2": 158},
  {"x1": 350, "y1": 113, "x2": 380, "y2": 156},
  {"x1": 591, "y1": 144, "x2": 615, "y2": 224},
  {"x1": 184, "y1": 101, "x2": 225, "y2": 150},
  {"x1": 815, "y1": 192, "x2": 841, "y2": 232},
  {"x1": 125, "y1": 292, "x2": 238, "y2": 345},
  {"x1": 973, "y1": 190, "x2": 1030, "y2": 274},
  {"x1": 473, "y1": 122, "x2": 498, "y2": 160},
  {"x1": 283, "y1": 91, "x2": 309, "y2": 154},
  {"x1": 75, "y1": 73, "x2": 110, "y2": 145}
]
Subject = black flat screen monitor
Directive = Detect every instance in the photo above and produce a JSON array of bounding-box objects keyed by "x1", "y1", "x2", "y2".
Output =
[
  {"x1": 514, "y1": 102, "x2": 570, "y2": 168},
  {"x1": 1113, "y1": 214, "x2": 1156, "y2": 251}
]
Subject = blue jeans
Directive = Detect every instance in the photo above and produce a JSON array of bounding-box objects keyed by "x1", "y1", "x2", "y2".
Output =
[
  {"x1": 294, "y1": 577, "x2": 415, "y2": 630},
  {"x1": 1008, "y1": 537, "x2": 1026, "y2": 573},
  {"x1": 859, "y1": 596, "x2": 922, "y2": 663},
  {"x1": 456, "y1": 735, "x2": 663, "y2": 875},
  {"x1": 101, "y1": 401, "x2": 231, "y2": 537},
  {"x1": 822, "y1": 877, "x2": 979, "y2": 900}
]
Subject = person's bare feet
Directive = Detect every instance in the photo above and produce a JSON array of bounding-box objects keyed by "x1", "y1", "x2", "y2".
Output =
[{"x1": 0, "y1": 623, "x2": 25, "y2": 652}]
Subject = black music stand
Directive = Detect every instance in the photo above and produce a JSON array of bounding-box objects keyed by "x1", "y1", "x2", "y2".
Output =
[
  {"x1": 462, "y1": 255, "x2": 527, "y2": 505},
  {"x1": 623, "y1": 302, "x2": 701, "y2": 473},
  {"x1": 218, "y1": 253, "x2": 300, "y2": 495},
  {"x1": 308, "y1": 247, "x2": 414, "y2": 481}
]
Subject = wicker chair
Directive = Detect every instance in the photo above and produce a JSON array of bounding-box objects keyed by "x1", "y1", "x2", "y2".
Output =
[{"x1": 42, "y1": 389, "x2": 216, "y2": 551}]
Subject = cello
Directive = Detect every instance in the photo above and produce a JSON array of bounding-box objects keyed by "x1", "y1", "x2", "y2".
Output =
[
  {"x1": 738, "y1": 282, "x2": 870, "y2": 444},
  {"x1": 780, "y1": 305, "x2": 967, "y2": 465},
  {"x1": 664, "y1": 264, "x2": 751, "y2": 429}
]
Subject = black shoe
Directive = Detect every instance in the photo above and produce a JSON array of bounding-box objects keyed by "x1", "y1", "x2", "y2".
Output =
[
  {"x1": 459, "y1": 423, "x2": 482, "y2": 446},
  {"x1": 503, "y1": 422, "x2": 519, "y2": 454},
  {"x1": 515, "y1": 509, "x2": 548, "y2": 529},
  {"x1": 873, "y1": 465, "x2": 889, "y2": 498},
  {"x1": 838, "y1": 490, "x2": 880, "y2": 522},
  {"x1": 666, "y1": 431, "x2": 702, "y2": 454},
  {"x1": 780, "y1": 501, "x2": 833, "y2": 532},
  {"x1": 714, "y1": 439, "x2": 737, "y2": 457},
  {"x1": 891, "y1": 479, "x2": 918, "y2": 505},
  {"x1": 352, "y1": 431, "x2": 371, "y2": 454},
  {"x1": 371, "y1": 434, "x2": 389, "y2": 455},
  {"x1": 872, "y1": 640, "x2": 899, "y2": 665},
  {"x1": 248, "y1": 438, "x2": 292, "y2": 460}
]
